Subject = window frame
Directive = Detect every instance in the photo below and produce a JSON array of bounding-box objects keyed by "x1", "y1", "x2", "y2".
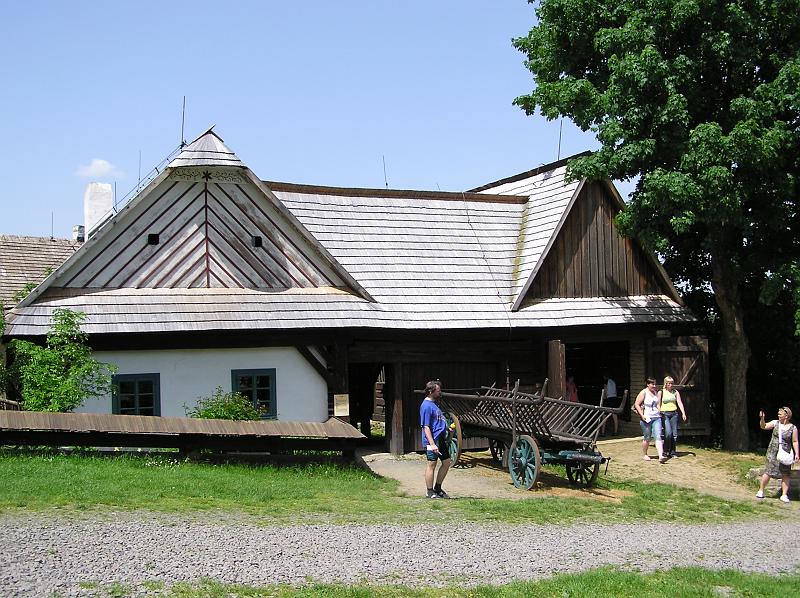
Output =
[
  {"x1": 231, "y1": 368, "x2": 277, "y2": 419},
  {"x1": 111, "y1": 373, "x2": 161, "y2": 416}
]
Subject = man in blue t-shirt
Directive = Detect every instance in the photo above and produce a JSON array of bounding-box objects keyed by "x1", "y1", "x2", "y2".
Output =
[{"x1": 419, "y1": 380, "x2": 451, "y2": 498}]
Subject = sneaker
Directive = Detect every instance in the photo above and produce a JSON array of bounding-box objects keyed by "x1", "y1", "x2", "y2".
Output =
[
  {"x1": 426, "y1": 490, "x2": 441, "y2": 499},
  {"x1": 659, "y1": 456, "x2": 669, "y2": 464},
  {"x1": 670, "y1": 451, "x2": 678, "y2": 458},
  {"x1": 780, "y1": 495, "x2": 790, "y2": 503},
  {"x1": 756, "y1": 490, "x2": 764, "y2": 499},
  {"x1": 435, "y1": 489, "x2": 450, "y2": 499}
]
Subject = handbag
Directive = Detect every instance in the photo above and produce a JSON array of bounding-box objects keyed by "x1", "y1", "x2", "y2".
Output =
[{"x1": 776, "y1": 424, "x2": 795, "y2": 466}]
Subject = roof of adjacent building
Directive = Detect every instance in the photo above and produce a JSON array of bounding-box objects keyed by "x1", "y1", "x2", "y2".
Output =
[
  {"x1": 0, "y1": 235, "x2": 80, "y2": 309},
  {"x1": 4, "y1": 131, "x2": 695, "y2": 336}
]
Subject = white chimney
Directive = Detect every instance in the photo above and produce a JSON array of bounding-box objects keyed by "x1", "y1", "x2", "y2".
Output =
[
  {"x1": 72, "y1": 225, "x2": 85, "y2": 243},
  {"x1": 84, "y1": 183, "x2": 114, "y2": 235}
]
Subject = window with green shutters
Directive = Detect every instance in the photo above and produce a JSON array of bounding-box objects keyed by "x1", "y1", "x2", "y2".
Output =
[
  {"x1": 231, "y1": 369, "x2": 277, "y2": 419},
  {"x1": 112, "y1": 373, "x2": 161, "y2": 416}
]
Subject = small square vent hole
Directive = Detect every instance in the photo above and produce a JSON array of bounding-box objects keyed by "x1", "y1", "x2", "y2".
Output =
[{"x1": 147, "y1": 233, "x2": 160, "y2": 245}]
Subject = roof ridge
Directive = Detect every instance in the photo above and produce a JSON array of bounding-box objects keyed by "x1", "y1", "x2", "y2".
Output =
[
  {"x1": 467, "y1": 150, "x2": 592, "y2": 193},
  {"x1": 0, "y1": 234, "x2": 74, "y2": 243},
  {"x1": 265, "y1": 181, "x2": 526, "y2": 204}
]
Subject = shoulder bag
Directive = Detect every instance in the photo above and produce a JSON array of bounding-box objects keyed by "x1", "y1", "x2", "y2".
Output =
[{"x1": 776, "y1": 424, "x2": 795, "y2": 466}]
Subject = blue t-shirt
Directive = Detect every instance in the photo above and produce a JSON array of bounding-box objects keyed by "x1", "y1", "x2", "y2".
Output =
[{"x1": 420, "y1": 398, "x2": 447, "y2": 445}]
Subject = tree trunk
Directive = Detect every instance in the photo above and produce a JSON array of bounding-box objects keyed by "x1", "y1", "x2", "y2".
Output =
[{"x1": 711, "y1": 257, "x2": 751, "y2": 451}]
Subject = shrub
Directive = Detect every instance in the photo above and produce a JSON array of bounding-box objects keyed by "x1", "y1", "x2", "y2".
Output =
[
  {"x1": 186, "y1": 387, "x2": 262, "y2": 420},
  {"x1": 9, "y1": 308, "x2": 116, "y2": 412}
]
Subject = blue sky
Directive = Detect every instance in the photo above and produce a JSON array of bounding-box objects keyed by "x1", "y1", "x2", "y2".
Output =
[{"x1": 1, "y1": 1, "x2": 620, "y2": 238}]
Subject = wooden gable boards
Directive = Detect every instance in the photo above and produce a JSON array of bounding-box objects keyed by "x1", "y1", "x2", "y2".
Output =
[
  {"x1": 520, "y1": 180, "x2": 682, "y2": 305},
  {"x1": 473, "y1": 158, "x2": 682, "y2": 310},
  {"x1": 17, "y1": 131, "x2": 373, "y2": 307}
]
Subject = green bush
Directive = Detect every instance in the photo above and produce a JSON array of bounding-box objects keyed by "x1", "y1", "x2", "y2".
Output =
[
  {"x1": 9, "y1": 308, "x2": 116, "y2": 412},
  {"x1": 185, "y1": 387, "x2": 262, "y2": 420}
]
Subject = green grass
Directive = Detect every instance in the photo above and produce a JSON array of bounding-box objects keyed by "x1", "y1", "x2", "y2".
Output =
[
  {"x1": 0, "y1": 450, "x2": 781, "y2": 525},
  {"x1": 726, "y1": 452, "x2": 766, "y2": 487},
  {"x1": 74, "y1": 568, "x2": 800, "y2": 597},
  {"x1": 0, "y1": 451, "x2": 399, "y2": 522}
]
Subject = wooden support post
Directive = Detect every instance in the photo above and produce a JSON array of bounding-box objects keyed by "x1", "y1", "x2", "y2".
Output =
[
  {"x1": 387, "y1": 362, "x2": 404, "y2": 455},
  {"x1": 332, "y1": 342, "x2": 350, "y2": 423},
  {"x1": 547, "y1": 339, "x2": 566, "y2": 400}
]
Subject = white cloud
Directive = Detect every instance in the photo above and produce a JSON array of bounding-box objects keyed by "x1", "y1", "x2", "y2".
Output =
[{"x1": 75, "y1": 158, "x2": 124, "y2": 179}]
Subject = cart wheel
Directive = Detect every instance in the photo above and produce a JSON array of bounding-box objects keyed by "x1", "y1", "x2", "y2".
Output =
[
  {"x1": 566, "y1": 461, "x2": 600, "y2": 487},
  {"x1": 489, "y1": 438, "x2": 506, "y2": 465},
  {"x1": 444, "y1": 412, "x2": 462, "y2": 465},
  {"x1": 508, "y1": 435, "x2": 541, "y2": 490}
]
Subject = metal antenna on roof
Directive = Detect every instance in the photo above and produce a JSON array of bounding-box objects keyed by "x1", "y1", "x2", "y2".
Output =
[
  {"x1": 557, "y1": 119, "x2": 563, "y2": 160},
  {"x1": 382, "y1": 155, "x2": 389, "y2": 189},
  {"x1": 180, "y1": 96, "x2": 187, "y2": 147},
  {"x1": 50, "y1": 212, "x2": 54, "y2": 241},
  {"x1": 138, "y1": 150, "x2": 142, "y2": 190}
]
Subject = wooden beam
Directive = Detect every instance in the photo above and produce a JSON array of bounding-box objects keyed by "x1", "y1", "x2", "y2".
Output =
[
  {"x1": 387, "y1": 362, "x2": 404, "y2": 455},
  {"x1": 547, "y1": 339, "x2": 566, "y2": 400},
  {"x1": 295, "y1": 346, "x2": 332, "y2": 384},
  {"x1": 331, "y1": 341, "x2": 349, "y2": 423}
]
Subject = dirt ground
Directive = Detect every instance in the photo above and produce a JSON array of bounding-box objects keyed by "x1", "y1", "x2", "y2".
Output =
[{"x1": 359, "y1": 435, "x2": 798, "y2": 503}]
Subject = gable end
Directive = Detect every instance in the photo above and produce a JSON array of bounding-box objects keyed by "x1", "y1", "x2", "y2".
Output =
[{"x1": 521, "y1": 181, "x2": 679, "y2": 304}]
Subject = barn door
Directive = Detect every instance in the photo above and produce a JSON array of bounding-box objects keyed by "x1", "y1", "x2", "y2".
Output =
[{"x1": 647, "y1": 336, "x2": 710, "y2": 436}]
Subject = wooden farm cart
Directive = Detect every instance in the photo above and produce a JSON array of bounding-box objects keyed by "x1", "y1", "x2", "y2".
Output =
[{"x1": 437, "y1": 382, "x2": 625, "y2": 489}]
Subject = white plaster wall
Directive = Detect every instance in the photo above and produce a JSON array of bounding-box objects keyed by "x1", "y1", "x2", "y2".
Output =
[{"x1": 77, "y1": 347, "x2": 328, "y2": 421}]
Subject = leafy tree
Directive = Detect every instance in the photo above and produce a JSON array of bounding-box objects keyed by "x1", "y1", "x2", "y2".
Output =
[
  {"x1": 9, "y1": 308, "x2": 116, "y2": 412},
  {"x1": 186, "y1": 387, "x2": 263, "y2": 420},
  {"x1": 513, "y1": 0, "x2": 800, "y2": 450}
]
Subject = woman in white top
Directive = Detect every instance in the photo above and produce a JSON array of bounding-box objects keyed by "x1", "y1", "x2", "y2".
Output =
[
  {"x1": 756, "y1": 406, "x2": 799, "y2": 503},
  {"x1": 634, "y1": 377, "x2": 665, "y2": 462}
]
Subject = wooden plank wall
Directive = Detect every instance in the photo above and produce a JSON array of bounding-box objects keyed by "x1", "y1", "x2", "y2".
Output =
[
  {"x1": 351, "y1": 336, "x2": 550, "y2": 453},
  {"x1": 629, "y1": 336, "x2": 646, "y2": 395},
  {"x1": 401, "y1": 360, "x2": 501, "y2": 451},
  {"x1": 528, "y1": 182, "x2": 662, "y2": 299}
]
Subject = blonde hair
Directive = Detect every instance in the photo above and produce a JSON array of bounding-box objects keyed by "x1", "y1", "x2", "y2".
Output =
[
  {"x1": 779, "y1": 406, "x2": 793, "y2": 421},
  {"x1": 663, "y1": 376, "x2": 674, "y2": 386}
]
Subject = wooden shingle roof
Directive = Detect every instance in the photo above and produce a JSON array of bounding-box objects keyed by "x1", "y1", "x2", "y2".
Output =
[
  {"x1": 168, "y1": 127, "x2": 243, "y2": 168},
  {"x1": 4, "y1": 134, "x2": 696, "y2": 337},
  {"x1": 0, "y1": 410, "x2": 364, "y2": 439},
  {"x1": 470, "y1": 164, "x2": 583, "y2": 306},
  {"x1": 0, "y1": 235, "x2": 79, "y2": 308}
]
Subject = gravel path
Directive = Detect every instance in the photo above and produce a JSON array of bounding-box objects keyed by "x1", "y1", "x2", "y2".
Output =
[{"x1": 2, "y1": 513, "x2": 799, "y2": 596}]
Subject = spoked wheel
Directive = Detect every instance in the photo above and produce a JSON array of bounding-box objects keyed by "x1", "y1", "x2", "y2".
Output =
[
  {"x1": 444, "y1": 412, "x2": 462, "y2": 464},
  {"x1": 566, "y1": 461, "x2": 600, "y2": 487},
  {"x1": 508, "y1": 434, "x2": 541, "y2": 490},
  {"x1": 489, "y1": 438, "x2": 506, "y2": 466}
]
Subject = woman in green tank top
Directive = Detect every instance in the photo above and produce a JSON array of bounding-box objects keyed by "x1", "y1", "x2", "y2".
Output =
[{"x1": 658, "y1": 376, "x2": 687, "y2": 459}]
